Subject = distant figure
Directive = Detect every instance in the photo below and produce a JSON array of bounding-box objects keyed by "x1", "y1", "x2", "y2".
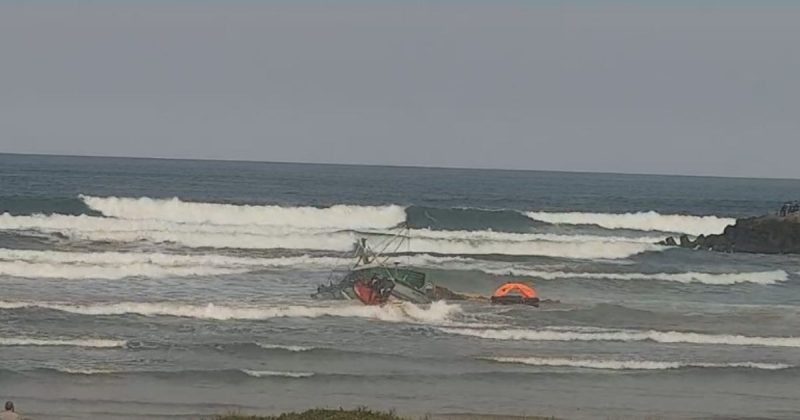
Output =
[
  {"x1": 780, "y1": 201, "x2": 800, "y2": 217},
  {"x1": 0, "y1": 401, "x2": 20, "y2": 420}
]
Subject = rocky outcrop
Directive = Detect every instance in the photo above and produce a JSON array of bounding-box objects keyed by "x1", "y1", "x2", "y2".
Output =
[{"x1": 661, "y1": 215, "x2": 800, "y2": 254}]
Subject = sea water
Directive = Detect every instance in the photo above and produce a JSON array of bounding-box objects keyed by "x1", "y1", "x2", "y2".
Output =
[{"x1": 1, "y1": 153, "x2": 799, "y2": 419}]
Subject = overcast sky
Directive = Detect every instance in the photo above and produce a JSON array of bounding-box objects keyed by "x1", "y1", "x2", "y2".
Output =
[{"x1": 1, "y1": 1, "x2": 798, "y2": 178}]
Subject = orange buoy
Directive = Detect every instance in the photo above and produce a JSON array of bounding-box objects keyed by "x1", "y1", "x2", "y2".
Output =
[{"x1": 491, "y1": 282, "x2": 539, "y2": 306}]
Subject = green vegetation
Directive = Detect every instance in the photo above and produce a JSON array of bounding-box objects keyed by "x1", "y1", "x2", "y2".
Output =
[
  {"x1": 215, "y1": 408, "x2": 405, "y2": 420},
  {"x1": 214, "y1": 408, "x2": 559, "y2": 420}
]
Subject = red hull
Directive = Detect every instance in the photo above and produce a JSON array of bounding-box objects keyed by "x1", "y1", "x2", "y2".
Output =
[{"x1": 353, "y1": 280, "x2": 390, "y2": 305}]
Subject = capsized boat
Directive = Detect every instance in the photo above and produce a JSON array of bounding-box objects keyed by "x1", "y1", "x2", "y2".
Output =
[
  {"x1": 490, "y1": 282, "x2": 540, "y2": 307},
  {"x1": 311, "y1": 233, "x2": 434, "y2": 305}
]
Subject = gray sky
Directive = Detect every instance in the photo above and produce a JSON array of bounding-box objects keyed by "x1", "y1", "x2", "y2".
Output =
[{"x1": 1, "y1": 1, "x2": 798, "y2": 178}]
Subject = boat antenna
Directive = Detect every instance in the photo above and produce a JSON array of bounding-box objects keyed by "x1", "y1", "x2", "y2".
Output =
[{"x1": 405, "y1": 222, "x2": 411, "y2": 265}]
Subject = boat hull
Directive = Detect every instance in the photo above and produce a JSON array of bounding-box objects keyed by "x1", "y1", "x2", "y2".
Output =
[{"x1": 353, "y1": 279, "x2": 392, "y2": 305}]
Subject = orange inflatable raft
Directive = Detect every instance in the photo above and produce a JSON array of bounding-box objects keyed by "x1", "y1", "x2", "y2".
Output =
[{"x1": 491, "y1": 282, "x2": 539, "y2": 306}]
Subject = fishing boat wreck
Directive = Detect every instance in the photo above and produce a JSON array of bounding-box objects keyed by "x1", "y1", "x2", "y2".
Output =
[
  {"x1": 311, "y1": 227, "x2": 541, "y2": 306},
  {"x1": 312, "y1": 225, "x2": 479, "y2": 305},
  {"x1": 312, "y1": 236, "x2": 436, "y2": 305}
]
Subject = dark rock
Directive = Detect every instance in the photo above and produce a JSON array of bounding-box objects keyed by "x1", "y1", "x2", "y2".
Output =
[
  {"x1": 663, "y1": 216, "x2": 800, "y2": 254},
  {"x1": 663, "y1": 236, "x2": 677, "y2": 246}
]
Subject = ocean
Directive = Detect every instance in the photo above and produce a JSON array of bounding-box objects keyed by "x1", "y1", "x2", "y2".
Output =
[{"x1": 0, "y1": 153, "x2": 799, "y2": 419}]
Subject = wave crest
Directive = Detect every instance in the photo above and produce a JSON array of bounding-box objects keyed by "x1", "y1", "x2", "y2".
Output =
[
  {"x1": 241, "y1": 369, "x2": 314, "y2": 378},
  {"x1": 486, "y1": 357, "x2": 790, "y2": 370},
  {"x1": 526, "y1": 211, "x2": 734, "y2": 236},
  {"x1": 81, "y1": 195, "x2": 406, "y2": 229},
  {"x1": 0, "y1": 337, "x2": 126, "y2": 348},
  {"x1": 483, "y1": 268, "x2": 789, "y2": 285},
  {"x1": 255, "y1": 343, "x2": 315, "y2": 352},
  {"x1": 0, "y1": 249, "x2": 351, "y2": 279},
  {"x1": 0, "y1": 300, "x2": 462, "y2": 324},
  {"x1": 441, "y1": 327, "x2": 800, "y2": 347}
]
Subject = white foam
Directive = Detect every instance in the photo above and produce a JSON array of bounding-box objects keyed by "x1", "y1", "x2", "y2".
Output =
[
  {"x1": 255, "y1": 343, "x2": 315, "y2": 352},
  {"x1": 1, "y1": 212, "x2": 660, "y2": 258},
  {"x1": 241, "y1": 369, "x2": 314, "y2": 378},
  {"x1": 2, "y1": 214, "x2": 663, "y2": 246},
  {"x1": 68, "y1": 229, "x2": 358, "y2": 252},
  {"x1": 1, "y1": 213, "x2": 663, "y2": 247},
  {"x1": 0, "y1": 249, "x2": 488, "y2": 279},
  {"x1": 0, "y1": 337, "x2": 126, "y2": 348},
  {"x1": 61, "y1": 231, "x2": 662, "y2": 258},
  {"x1": 404, "y1": 229, "x2": 664, "y2": 244},
  {"x1": 0, "y1": 249, "x2": 773, "y2": 286},
  {"x1": 404, "y1": 237, "x2": 660, "y2": 259},
  {"x1": 0, "y1": 300, "x2": 462, "y2": 324},
  {"x1": 441, "y1": 327, "x2": 800, "y2": 347},
  {"x1": 486, "y1": 357, "x2": 790, "y2": 370},
  {"x1": 0, "y1": 248, "x2": 349, "y2": 268},
  {"x1": 483, "y1": 268, "x2": 789, "y2": 285},
  {"x1": 526, "y1": 211, "x2": 735, "y2": 236},
  {"x1": 0, "y1": 249, "x2": 355, "y2": 279},
  {"x1": 81, "y1": 195, "x2": 406, "y2": 229},
  {"x1": 52, "y1": 367, "x2": 118, "y2": 375},
  {"x1": 0, "y1": 260, "x2": 247, "y2": 280},
  {"x1": 0, "y1": 213, "x2": 335, "y2": 237}
]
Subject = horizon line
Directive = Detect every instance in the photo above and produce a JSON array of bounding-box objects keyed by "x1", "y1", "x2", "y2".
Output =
[{"x1": 1, "y1": 151, "x2": 798, "y2": 182}]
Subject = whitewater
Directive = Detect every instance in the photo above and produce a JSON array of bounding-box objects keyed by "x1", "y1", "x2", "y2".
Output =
[
  {"x1": 2, "y1": 155, "x2": 799, "y2": 420},
  {"x1": 1, "y1": 248, "x2": 770, "y2": 284},
  {"x1": 485, "y1": 357, "x2": 791, "y2": 371},
  {"x1": 440, "y1": 327, "x2": 800, "y2": 347},
  {"x1": 0, "y1": 300, "x2": 462, "y2": 324}
]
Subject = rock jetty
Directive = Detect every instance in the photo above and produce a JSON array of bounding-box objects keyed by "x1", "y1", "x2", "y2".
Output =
[{"x1": 661, "y1": 214, "x2": 800, "y2": 254}]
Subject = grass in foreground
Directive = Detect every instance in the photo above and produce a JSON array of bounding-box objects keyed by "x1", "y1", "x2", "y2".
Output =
[
  {"x1": 216, "y1": 408, "x2": 405, "y2": 420},
  {"x1": 215, "y1": 408, "x2": 558, "y2": 420}
]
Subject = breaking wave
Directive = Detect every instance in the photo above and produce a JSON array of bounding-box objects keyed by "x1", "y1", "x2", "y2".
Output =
[
  {"x1": 68, "y1": 232, "x2": 661, "y2": 258},
  {"x1": 0, "y1": 249, "x2": 477, "y2": 279},
  {"x1": 0, "y1": 213, "x2": 659, "y2": 245},
  {"x1": 483, "y1": 268, "x2": 789, "y2": 285},
  {"x1": 404, "y1": 229, "x2": 663, "y2": 244},
  {"x1": 0, "y1": 337, "x2": 126, "y2": 348},
  {"x1": 0, "y1": 248, "x2": 352, "y2": 279},
  {"x1": 0, "y1": 300, "x2": 462, "y2": 324},
  {"x1": 81, "y1": 195, "x2": 406, "y2": 229},
  {"x1": 0, "y1": 219, "x2": 658, "y2": 260},
  {"x1": 41, "y1": 367, "x2": 315, "y2": 378},
  {"x1": 50, "y1": 367, "x2": 119, "y2": 375},
  {"x1": 255, "y1": 343, "x2": 315, "y2": 352},
  {"x1": 241, "y1": 369, "x2": 314, "y2": 378},
  {"x1": 1, "y1": 213, "x2": 658, "y2": 258},
  {"x1": 0, "y1": 260, "x2": 248, "y2": 280},
  {"x1": 0, "y1": 248, "x2": 349, "y2": 268},
  {"x1": 0, "y1": 248, "x2": 772, "y2": 285},
  {"x1": 440, "y1": 327, "x2": 800, "y2": 347},
  {"x1": 485, "y1": 357, "x2": 790, "y2": 371},
  {"x1": 395, "y1": 237, "x2": 659, "y2": 259},
  {"x1": 525, "y1": 211, "x2": 734, "y2": 236}
]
